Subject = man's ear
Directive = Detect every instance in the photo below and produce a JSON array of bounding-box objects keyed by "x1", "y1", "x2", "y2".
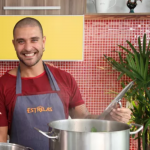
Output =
[
  {"x1": 12, "y1": 39, "x2": 17, "y2": 51},
  {"x1": 12, "y1": 40, "x2": 15, "y2": 50},
  {"x1": 42, "y1": 36, "x2": 46, "y2": 48}
]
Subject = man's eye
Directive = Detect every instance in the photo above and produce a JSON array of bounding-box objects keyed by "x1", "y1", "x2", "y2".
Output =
[
  {"x1": 18, "y1": 41, "x2": 24, "y2": 44},
  {"x1": 32, "y1": 39, "x2": 38, "y2": 42}
]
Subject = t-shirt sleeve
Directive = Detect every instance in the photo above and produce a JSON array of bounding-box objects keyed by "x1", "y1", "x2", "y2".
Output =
[
  {"x1": 68, "y1": 74, "x2": 85, "y2": 108},
  {"x1": 0, "y1": 83, "x2": 8, "y2": 126},
  {"x1": 47, "y1": 65, "x2": 85, "y2": 109}
]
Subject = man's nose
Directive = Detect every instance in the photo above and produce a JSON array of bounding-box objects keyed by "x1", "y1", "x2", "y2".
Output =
[{"x1": 24, "y1": 42, "x2": 32, "y2": 51}]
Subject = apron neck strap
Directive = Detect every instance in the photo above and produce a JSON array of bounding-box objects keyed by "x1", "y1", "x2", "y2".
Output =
[
  {"x1": 16, "y1": 63, "x2": 60, "y2": 94},
  {"x1": 16, "y1": 66, "x2": 22, "y2": 94},
  {"x1": 43, "y1": 62, "x2": 60, "y2": 91}
]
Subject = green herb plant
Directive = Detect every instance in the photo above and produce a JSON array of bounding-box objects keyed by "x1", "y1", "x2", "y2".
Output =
[
  {"x1": 104, "y1": 33, "x2": 150, "y2": 150},
  {"x1": 91, "y1": 127, "x2": 97, "y2": 132}
]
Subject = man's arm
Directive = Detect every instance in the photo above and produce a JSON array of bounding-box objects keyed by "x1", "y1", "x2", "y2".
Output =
[
  {"x1": 0, "y1": 126, "x2": 8, "y2": 142},
  {"x1": 69, "y1": 104, "x2": 99, "y2": 119},
  {"x1": 69, "y1": 104, "x2": 131, "y2": 123}
]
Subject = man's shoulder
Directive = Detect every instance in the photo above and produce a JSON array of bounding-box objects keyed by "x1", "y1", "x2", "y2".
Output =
[
  {"x1": 7, "y1": 67, "x2": 17, "y2": 76},
  {"x1": 0, "y1": 68, "x2": 17, "y2": 84},
  {"x1": 46, "y1": 64, "x2": 75, "y2": 86},
  {"x1": 46, "y1": 64, "x2": 71, "y2": 77}
]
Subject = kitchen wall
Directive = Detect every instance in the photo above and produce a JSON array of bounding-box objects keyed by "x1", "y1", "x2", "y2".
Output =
[
  {"x1": 1, "y1": 18, "x2": 149, "y2": 149},
  {"x1": 87, "y1": 0, "x2": 150, "y2": 13}
]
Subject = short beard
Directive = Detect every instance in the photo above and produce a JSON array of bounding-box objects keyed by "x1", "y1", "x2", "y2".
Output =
[{"x1": 17, "y1": 52, "x2": 43, "y2": 67}]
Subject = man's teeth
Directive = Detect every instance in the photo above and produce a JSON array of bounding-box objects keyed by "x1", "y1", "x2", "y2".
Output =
[{"x1": 25, "y1": 53, "x2": 34, "y2": 57}]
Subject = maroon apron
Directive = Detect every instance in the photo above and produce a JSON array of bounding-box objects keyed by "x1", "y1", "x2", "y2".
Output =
[{"x1": 10, "y1": 63, "x2": 66, "y2": 150}]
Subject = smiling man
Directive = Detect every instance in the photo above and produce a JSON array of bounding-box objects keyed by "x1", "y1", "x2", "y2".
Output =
[
  {"x1": 13, "y1": 19, "x2": 45, "y2": 68},
  {"x1": 0, "y1": 17, "x2": 132, "y2": 150}
]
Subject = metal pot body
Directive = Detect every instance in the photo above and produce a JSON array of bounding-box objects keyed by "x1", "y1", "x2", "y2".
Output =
[
  {"x1": 0, "y1": 143, "x2": 33, "y2": 150},
  {"x1": 50, "y1": 129, "x2": 129, "y2": 150},
  {"x1": 47, "y1": 119, "x2": 137, "y2": 150}
]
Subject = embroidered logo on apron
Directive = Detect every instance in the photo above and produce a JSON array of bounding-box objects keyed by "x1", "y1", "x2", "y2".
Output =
[{"x1": 27, "y1": 106, "x2": 53, "y2": 113}]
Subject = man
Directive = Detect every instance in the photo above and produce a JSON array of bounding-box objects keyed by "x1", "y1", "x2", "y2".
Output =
[{"x1": 0, "y1": 17, "x2": 131, "y2": 150}]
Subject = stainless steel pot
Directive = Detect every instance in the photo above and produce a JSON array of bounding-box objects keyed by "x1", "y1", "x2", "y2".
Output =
[
  {"x1": 0, "y1": 142, "x2": 33, "y2": 150},
  {"x1": 35, "y1": 119, "x2": 143, "y2": 150}
]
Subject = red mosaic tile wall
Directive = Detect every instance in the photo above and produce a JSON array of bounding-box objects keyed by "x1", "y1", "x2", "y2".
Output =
[{"x1": 0, "y1": 19, "x2": 149, "y2": 149}]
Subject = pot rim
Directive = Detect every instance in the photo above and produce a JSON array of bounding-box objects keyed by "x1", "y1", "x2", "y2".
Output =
[
  {"x1": 48, "y1": 119, "x2": 131, "y2": 133},
  {"x1": 0, "y1": 142, "x2": 26, "y2": 148}
]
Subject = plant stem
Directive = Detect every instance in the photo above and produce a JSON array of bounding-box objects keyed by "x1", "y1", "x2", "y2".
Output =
[
  {"x1": 138, "y1": 132, "x2": 141, "y2": 150},
  {"x1": 144, "y1": 94, "x2": 148, "y2": 150},
  {"x1": 144, "y1": 124, "x2": 148, "y2": 150}
]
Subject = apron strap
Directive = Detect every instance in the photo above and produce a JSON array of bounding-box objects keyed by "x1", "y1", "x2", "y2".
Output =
[
  {"x1": 16, "y1": 66, "x2": 22, "y2": 94},
  {"x1": 43, "y1": 62, "x2": 60, "y2": 91},
  {"x1": 16, "y1": 63, "x2": 60, "y2": 94}
]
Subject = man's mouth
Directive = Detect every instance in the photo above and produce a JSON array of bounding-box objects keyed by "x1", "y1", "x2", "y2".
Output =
[{"x1": 24, "y1": 52, "x2": 36, "y2": 57}]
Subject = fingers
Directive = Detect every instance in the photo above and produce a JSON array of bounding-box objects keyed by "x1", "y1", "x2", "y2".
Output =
[
  {"x1": 117, "y1": 107, "x2": 132, "y2": 114},
  {"x1": 110, "y1": 107, "x2": 132, "y2": 123}
]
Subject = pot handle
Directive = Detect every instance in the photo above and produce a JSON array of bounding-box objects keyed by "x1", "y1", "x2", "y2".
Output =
[
  {"x1": 34, "y1": 127, "x2": 59, "y2": 139},
  {"x1": 129, "y1": 123, "x2": 143, "y2": 135},
  {"x1": 117, "y1": 99, "x2": 122, "y2": 108}
]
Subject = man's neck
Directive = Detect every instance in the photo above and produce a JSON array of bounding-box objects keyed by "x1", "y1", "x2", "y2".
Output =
[{"x1": 19, "y1": 60, "x2": 45, "y2": 78}]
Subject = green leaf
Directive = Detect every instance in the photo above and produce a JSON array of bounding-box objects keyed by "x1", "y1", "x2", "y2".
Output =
[
  {"x1": 119, "y1": 52, "x2": 124, "y2": 64},
  {"x1": 136, "y1": 94, "x2": 147, "y2": 102},
  {"x1": 146, "y1": 40, "x2": 150, "y2": 54},
  {"x1": 143, "y1": 33, "x2": 146, "y2": 55},
  {"x1": 121, "y1": 81, "x2": 125, "y2": 88},
  {"x1": 140, "y1": 55, "x2": 144, "y2": 77},
  {"x1": 126, "y1": 40, "x2": 138, "y2": 54},
  {"x1": 116, "y1": 65, "x2": 135, "y2": 79},
  {"x1": 128, "y1": 54, "x2": 136, "y2": 71},
  {"x1": 142, "y1": 106, "x2": 146, "y2": 112},
  {"x1": 143, "y1": 56, "x2": 149, "y2": 80},
  {"x1": 118, "y1": 45, "x2": 134, "y2": 56},
  {"x1": 104, "y1": 56, "x2": 134, "y2": 79},
  {"x1": 126, "y1": 54, "x2": 133, "y2": 67},
  {"x1": 131, "y1": 134, "x2": 136, "y2": 139},
  {"x1": 117, "y1": 72, "x2": 124, "y2": 80},
  {"x1": 124, "y1": 63, "x2": 144, "y2": 81},
  {"x1": 142, "y1": 119, "x2": 150, "y2": 150},
  {"x1": 112, "y1": 51, "x2": 127, "y2": 56},
  {"x1": 134, "y1": 53, "x2": 140, "y2": 74},
  {"x1": 138, "y1": 36, "x2": 142, "y2": 54},
  {"x1": 126, "y1": 89, "x2": 138, "y2": 97},
  {"x1": 145, "y1": 89, "x2": 150, "y2": 101},
  {"x1": 132, "y1": 101, "x2": 138, "y2": 111},
  {"x1": 91, "y1": 127, "x2": 97, "y2": 132}
]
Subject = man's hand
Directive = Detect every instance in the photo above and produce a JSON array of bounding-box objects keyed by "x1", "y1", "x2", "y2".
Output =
[
  {"x1": 109, "y1": 107, "x2": 132, "y2": 123},
  {"x1": 0, "y1": 126, "x2": 8, "y2": 142},
  {"x1": 69, "y1": 104, "x2": 132, "y2": 124}
]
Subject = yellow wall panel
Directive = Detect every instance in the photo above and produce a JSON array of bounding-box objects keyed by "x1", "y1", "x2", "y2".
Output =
[{"x1": 0, "y1": 16, "x2": 84, "y2": 61}]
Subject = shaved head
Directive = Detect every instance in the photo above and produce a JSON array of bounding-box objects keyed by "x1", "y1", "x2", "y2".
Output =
[{"x1": 13, "y1": 17, "x2": 43, "y2": 37}]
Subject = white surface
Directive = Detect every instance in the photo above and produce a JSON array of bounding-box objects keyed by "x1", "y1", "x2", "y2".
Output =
[
  {"x1": 93, "y1": 0, "x2": 117, "y2": 13},
  {"x1": 87, "y1": 0, "x2": 150, "y2": 13}
]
